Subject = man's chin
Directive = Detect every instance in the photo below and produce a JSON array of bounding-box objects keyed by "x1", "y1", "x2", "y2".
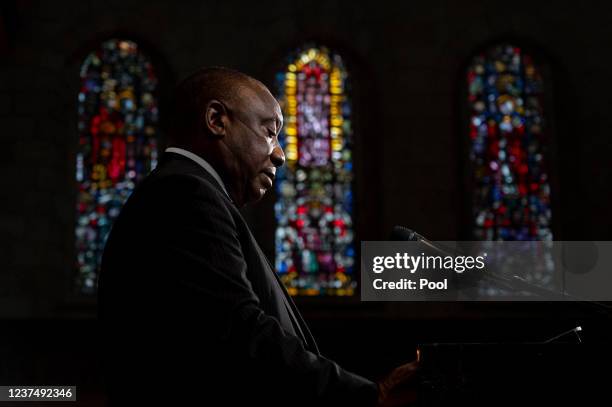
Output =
[
  {"x1": 244, "y1": 187, "x2": 268, "y2": 206},
  {"x1": 256, "y1": 186, "x2": 270, "y2": 200}
]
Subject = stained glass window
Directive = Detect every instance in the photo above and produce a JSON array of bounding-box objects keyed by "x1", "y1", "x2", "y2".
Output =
[
  {"x1": 467, "y1": 44, "x2": 553, "y2": 241},
  {"x1": 274, "y1": 47, "x2": 355, "y2": 296},
  {"x1": 75, "y1": 39, "x2": 159, "y2": 293}
]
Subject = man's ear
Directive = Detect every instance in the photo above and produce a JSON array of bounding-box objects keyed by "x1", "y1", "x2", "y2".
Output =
[{"x1": 204, "y1": 100, "x2": 228, "y2": 139}]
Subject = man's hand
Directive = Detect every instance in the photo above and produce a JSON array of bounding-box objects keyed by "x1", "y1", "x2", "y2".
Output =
[{"x1": 376, "y1": 360, "x2": 420, "y2": 407}]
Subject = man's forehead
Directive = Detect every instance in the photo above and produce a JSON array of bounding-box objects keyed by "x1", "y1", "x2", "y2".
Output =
[{"x1": 239, "y1": 82, "x2": 282, "y2": 123}]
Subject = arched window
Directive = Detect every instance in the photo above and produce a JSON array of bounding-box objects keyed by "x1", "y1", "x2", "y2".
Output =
[
  {"x1": 274, "y1": 46, "x2": 355, "y2": 296},
  {"x1": 467, "y1": 44, "x2": 553, "y2": 241},
  {"x1": 75, "y1": 39, "x2": 159, "y2": 293}
]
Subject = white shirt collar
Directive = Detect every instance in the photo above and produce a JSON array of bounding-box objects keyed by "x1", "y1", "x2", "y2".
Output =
[{"x1": 164, "y1": 147, "x2": 231, "y2": 200}]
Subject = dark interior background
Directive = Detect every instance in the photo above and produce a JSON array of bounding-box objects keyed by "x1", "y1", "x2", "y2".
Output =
[{"x1": 1, "y1": 0, "x2": 611, "y2": 405}]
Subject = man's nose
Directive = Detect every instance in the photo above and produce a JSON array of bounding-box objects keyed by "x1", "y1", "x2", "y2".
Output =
[{"x1": 270, "y1": 144, "x2": 285, "y2": 167}]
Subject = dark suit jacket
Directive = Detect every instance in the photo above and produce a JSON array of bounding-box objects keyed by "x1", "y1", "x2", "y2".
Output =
[{"x1": 98, "y1": 151, "x2": 378, "y2": 406}]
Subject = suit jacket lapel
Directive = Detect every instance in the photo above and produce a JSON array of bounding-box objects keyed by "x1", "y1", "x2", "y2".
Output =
[{"x1": 260, "y1": 253, "x2": 320, "y2": 355}]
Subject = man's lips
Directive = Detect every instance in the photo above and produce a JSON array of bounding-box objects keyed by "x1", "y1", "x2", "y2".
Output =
[
  {"x1": 262, "y1": 169, "x2": 276, "y2": 182},
  {"x1": 261, "y1": 170, "x2": 275, "y2": 188}
]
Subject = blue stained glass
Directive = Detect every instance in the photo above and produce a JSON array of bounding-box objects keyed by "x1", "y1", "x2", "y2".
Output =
[{"x1": 274, "y1": 46, "x2": 356, "y2": 296}]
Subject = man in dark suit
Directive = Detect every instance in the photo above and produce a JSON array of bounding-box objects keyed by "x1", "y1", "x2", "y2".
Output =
[{"x1": 98, "y1": 67, "x2": 417, "y2": 406}]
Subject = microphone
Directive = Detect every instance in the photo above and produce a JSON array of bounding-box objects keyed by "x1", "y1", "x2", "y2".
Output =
[
  {"x1": 389, "y1": 225, "x2": 421, "y2": 242},
  {"x1": 389, "y1": 226, "x2": 530, "y2": 295},
  {"x1": 389, "y1": 225, "x2": 454, "y2": 257}
]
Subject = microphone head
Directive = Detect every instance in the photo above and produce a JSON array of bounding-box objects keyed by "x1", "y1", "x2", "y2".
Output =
[{"x1": 389, "y1": 225, "x2": 419, "y2": 241}]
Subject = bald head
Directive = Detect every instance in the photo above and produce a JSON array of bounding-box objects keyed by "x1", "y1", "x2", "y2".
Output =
[{"x1": 170, "y1": 66, "x2": 269, "y2": 143}]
